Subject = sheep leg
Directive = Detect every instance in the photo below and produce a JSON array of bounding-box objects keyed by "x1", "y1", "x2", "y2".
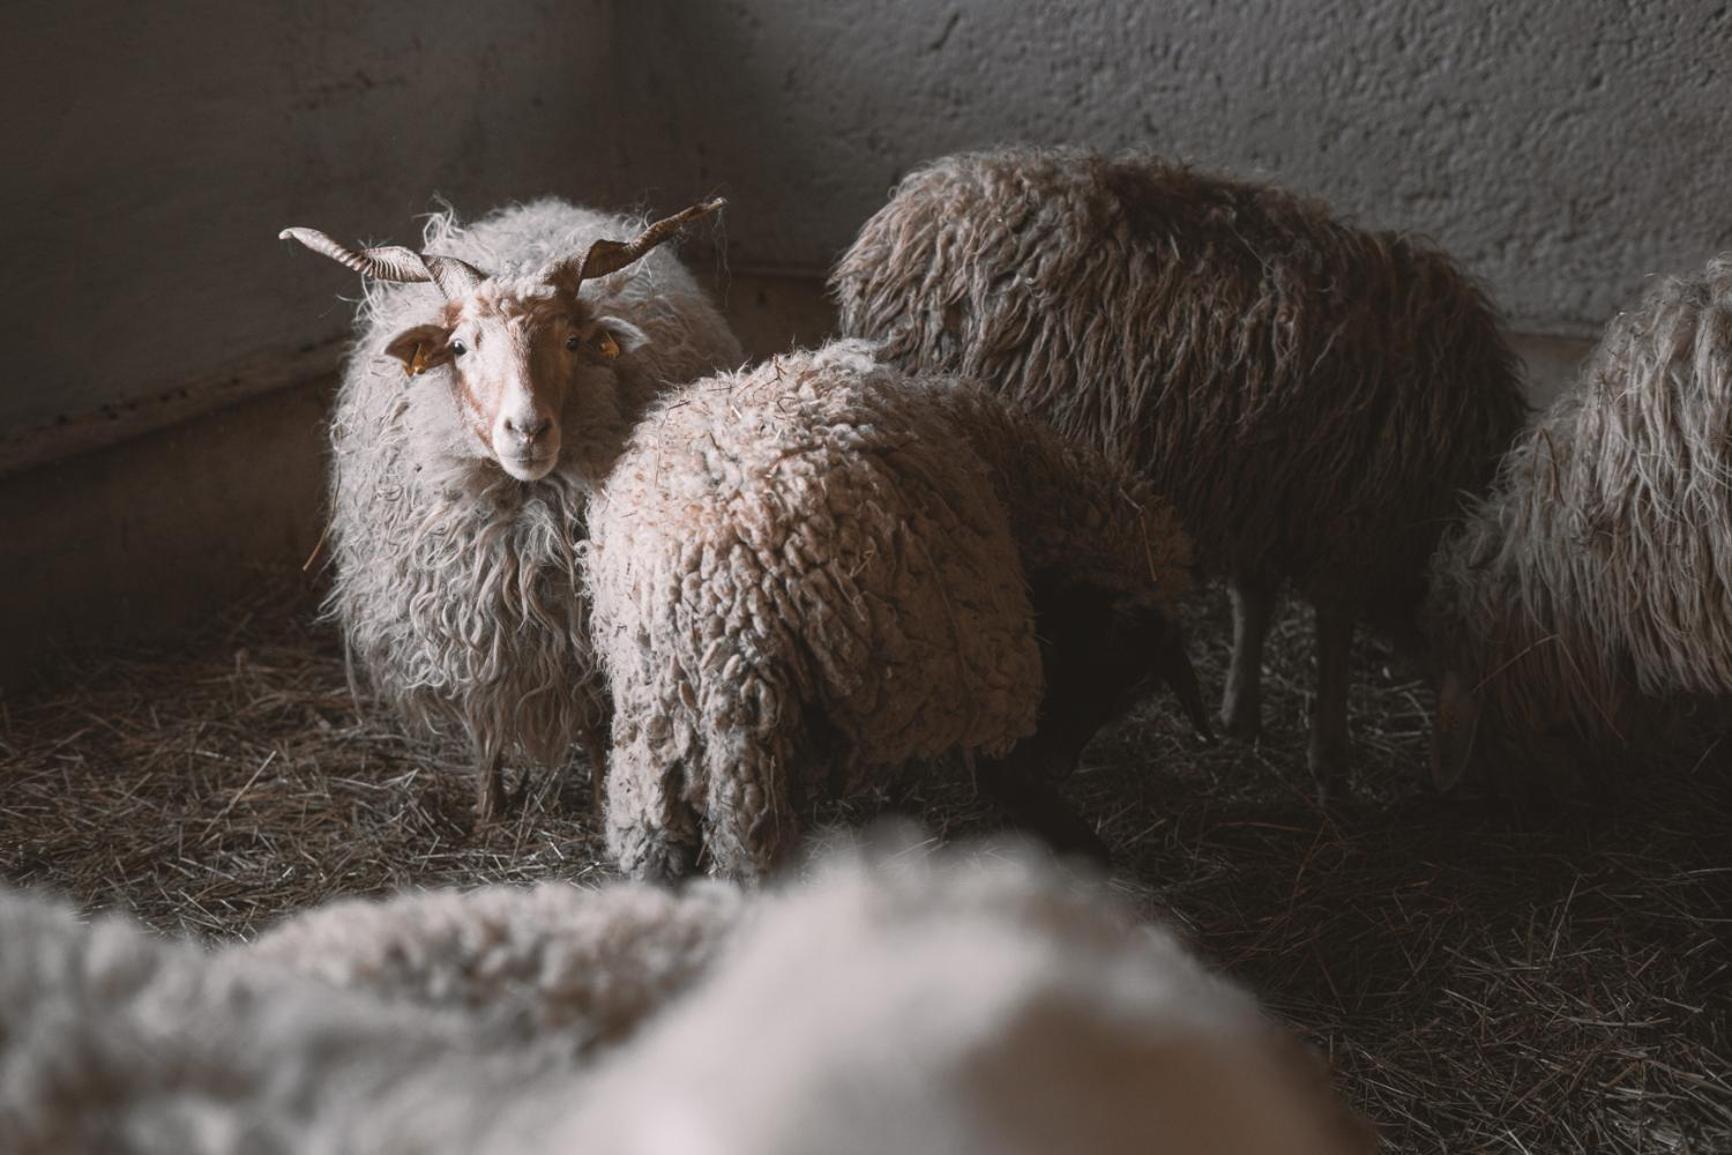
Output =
[
  {"x1": 605, "y1": 741, "x2": 704, "y2": 882},
  {"x1": 474, "y1": 747, "x2": 508, "y2": 823},
  {"x1": 699, "y1": 700, "x2": 805, "y2": 881},
  {"x1": 579, "y1": 727, "x2": 608, "y2": 814},
  {"x1": 1307, "y1": 603, "x2": 1354, "y2": 803},
  {"x1": 1220, "y1": 571, "x2": 1276, "y2": 739}
]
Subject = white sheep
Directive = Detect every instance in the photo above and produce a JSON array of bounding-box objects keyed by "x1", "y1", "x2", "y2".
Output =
[
  {"x1": 1427, "y1": 253, "x2": 1732, "y2": 795},
  {"x1": 557, "y1": 830, "x2": 1377, "y2": 1155},
  {"x1": 0, "y1": 887, "x2": 588, "y2": 1155},
  {"x1": 0, "y1": 834, "x2": 1373, "y2": 1155},
  {"x1": 281, "y1": 198, "x2": 744, "y2": 819},
  {"x1": 235, "y1": 876, "x2": 746, "y2": 1055},
  {"x1": 583, "y1": 340, "x2": 1203, "y2": 880}
]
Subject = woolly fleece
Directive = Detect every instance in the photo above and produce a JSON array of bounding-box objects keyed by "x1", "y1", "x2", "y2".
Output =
[
  {"x1": 327, "y1": 198, "x2": 742, "y2": 784},
  {"x1": 1427, "y1": 254, "x2": 1732, "y2": 786},
  {"x1": 585, "y1": 340, "x2": 1190, "y2": 879}
]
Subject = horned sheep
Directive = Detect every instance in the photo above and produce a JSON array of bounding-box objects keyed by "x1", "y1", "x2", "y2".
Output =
[
  {"x1": 582, "y1": 340, "x2": 1203, "y2": 881},
  {"x1": 1426, "y1": 254, "x2": 1732, "y2": 794},
  {"x1": 833, "y1": 147, "x2": 1529, "y2": 797},
  {"x1": 281, "y1": 198, "x2": 743, "y2": 820},
  {"x1": 0, "y1": 834, "x2": 1373, "y2": 1154}
]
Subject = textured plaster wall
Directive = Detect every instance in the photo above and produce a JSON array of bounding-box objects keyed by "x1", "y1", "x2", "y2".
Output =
[{"x1": 616, "y1": 0, "x2": 1732, "y2": 335}]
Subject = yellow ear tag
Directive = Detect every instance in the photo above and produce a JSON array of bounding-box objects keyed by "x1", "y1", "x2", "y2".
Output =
[
  {"x1": 408, "y1": 344, "x2": 432, "y2": 376},
  {"x1": 595, "y1": 331, "x2": 620, "y2": 359}
]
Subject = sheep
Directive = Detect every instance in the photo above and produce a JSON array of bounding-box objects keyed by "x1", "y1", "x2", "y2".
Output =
[
  {"x1": 832, "y1": 147, "x2": 1529, "y2": 797},
  {"x1": 235, "y1": 877, "x2": 747, "y2": 1055},
  {"x1": 0, "y1": 832, "x2": 1373, "y2": 1155},
  {"x1": 546, "y1": 828, "x2": 1377, "y2": 1155},
  {"x1": 0, "y1": 886, "x2": 592, "y2": 1155},
  {"x1": 281, "y1": 197, "x2": 744, "y2": 820},
  {"x1": 583, "y1": 339, "x2": 1203, "y2": 881},
  {"x1": 1426, "y1": 254, "x2": 1732, "y2": 794}
]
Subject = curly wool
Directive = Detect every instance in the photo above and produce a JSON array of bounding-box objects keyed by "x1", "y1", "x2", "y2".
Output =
[
  {"x1": 328, "y1": 198, "x2": 742, "y2": 769},
  {"x1": 0, "y1": 889, "x2": 586, "y2": 1155},
  {"x1": 585, "y1": 340, "x2": 1190, "y2": 879},
  {"x1": 0, "y1": 834, "x2": 1370, "y2": 1155},
  {"x1": 559, "y1": 829, "x2": 1376, "y2": 1155},
  {"x1": 1427, "y1": 255, "x2": 1732, "y2": 776},
  {"x1": 832, "y1": 147, "x2": 1526, "y2": 639},
  {"x1": 236, "y1": 878, "x2": 746, "y2": 1054}
]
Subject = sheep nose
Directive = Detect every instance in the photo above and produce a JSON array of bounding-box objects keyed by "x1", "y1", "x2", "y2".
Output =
[{"x1": 504, "y1": 414, "x2": 552, "y2": 443}]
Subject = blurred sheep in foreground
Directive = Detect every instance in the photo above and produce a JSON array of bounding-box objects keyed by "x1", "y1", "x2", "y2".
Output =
[{"x1": 0, "y1": 833, "x2": 1371, "y2": 1154}]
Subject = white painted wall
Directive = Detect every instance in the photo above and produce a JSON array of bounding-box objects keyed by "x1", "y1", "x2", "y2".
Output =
[{"x1": 616, "y1": 0, "x2": 1732, "y2": 334}]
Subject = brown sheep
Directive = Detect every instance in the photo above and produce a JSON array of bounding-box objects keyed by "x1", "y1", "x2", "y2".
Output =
[{"x1": 833, "y1": 147, "x2": 1528, "y2": 797}]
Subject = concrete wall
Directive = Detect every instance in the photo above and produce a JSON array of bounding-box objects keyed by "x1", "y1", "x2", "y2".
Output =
[{"x1": 617, "y1": 0, "x2": 1732, "y2": 334}]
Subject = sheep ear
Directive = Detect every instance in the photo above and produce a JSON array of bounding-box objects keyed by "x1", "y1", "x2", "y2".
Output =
[
  {"x1": 1430, "y1": 669, "x2": 1481, "y2": 792},
  {"x1": 384, "y1": 324, "x2": 454, "y2": 377},
  {"x1": 592, "y1": 316, "x2": 649, "y2": 357}
]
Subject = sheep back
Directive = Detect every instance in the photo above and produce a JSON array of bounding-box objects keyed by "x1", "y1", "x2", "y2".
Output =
[
  {"x1": 834, "y1": 148, "x2": 1526, "y2": 634},
  {"x1": 585, "y1": 342, "x2": 1044, "y2": 877},
  {"x1": 927, "y1": 381, "x2": 1192, "y2": 607},
  {"x1": 560, "y1": 830, "x2": 1376, "y2": 1155}
]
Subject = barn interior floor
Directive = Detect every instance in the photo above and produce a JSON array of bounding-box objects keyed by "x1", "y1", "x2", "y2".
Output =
[{"x1": 1, "y1": 581, "x2": 1727, "y2": 1153}]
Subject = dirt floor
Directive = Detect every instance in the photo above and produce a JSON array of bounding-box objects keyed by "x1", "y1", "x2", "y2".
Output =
[{"x1": 2, "y1": 582, "x2": 1728, "y2": 1153}]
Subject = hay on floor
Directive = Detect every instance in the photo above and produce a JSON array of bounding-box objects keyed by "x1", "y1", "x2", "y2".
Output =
[{"x1": 1, "y1": 584, "x2": 1728, "y2": 1154}]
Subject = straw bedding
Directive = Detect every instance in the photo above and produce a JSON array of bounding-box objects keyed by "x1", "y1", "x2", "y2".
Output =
[{"x1": 1, "y1": 583, "x2": 1727, "y2": 1153}]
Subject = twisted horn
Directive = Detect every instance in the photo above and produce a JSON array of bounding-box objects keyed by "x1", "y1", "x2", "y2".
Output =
[
  {"x1": 420, "y1": 254, "x2": 487, "y2": 298},
  {"x1": 572, "y1": 197, "x2": 726, "y2": 286},
  {"x1": 278, "y1": 227, "x2": 488, "y2": 299}
]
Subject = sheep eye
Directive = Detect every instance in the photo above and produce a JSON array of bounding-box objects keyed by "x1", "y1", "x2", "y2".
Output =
[
  {"x1": 565, "y1": 333, "x2": 582, "y2": 351},
  {"x1": 451, "y1": 339, "x2": 468, "y2": 356}
]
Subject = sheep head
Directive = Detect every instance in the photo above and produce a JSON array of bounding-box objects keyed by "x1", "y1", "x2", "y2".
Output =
[{"x1": 281, "y1": 198, "x2": 724, "y2": 483}]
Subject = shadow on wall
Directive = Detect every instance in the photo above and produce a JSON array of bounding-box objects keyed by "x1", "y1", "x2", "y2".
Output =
[
  {"x1": 610, "y1": 1, "x2": 990, "y2": 275},
  {"x1": 1, "y1": 0, "x2": 627, "y2": 447},
  {"x1": 0, "y1": 381, "x2": 335, "y2": 691}
]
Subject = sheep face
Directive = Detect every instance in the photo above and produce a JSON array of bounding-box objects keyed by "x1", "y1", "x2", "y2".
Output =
[
  {"x1": 283, "y1": 198, "x2": 723, "y2": 485},
  {"x1": 384, "y1": 284, "x2": 648, "y2": 483}
]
